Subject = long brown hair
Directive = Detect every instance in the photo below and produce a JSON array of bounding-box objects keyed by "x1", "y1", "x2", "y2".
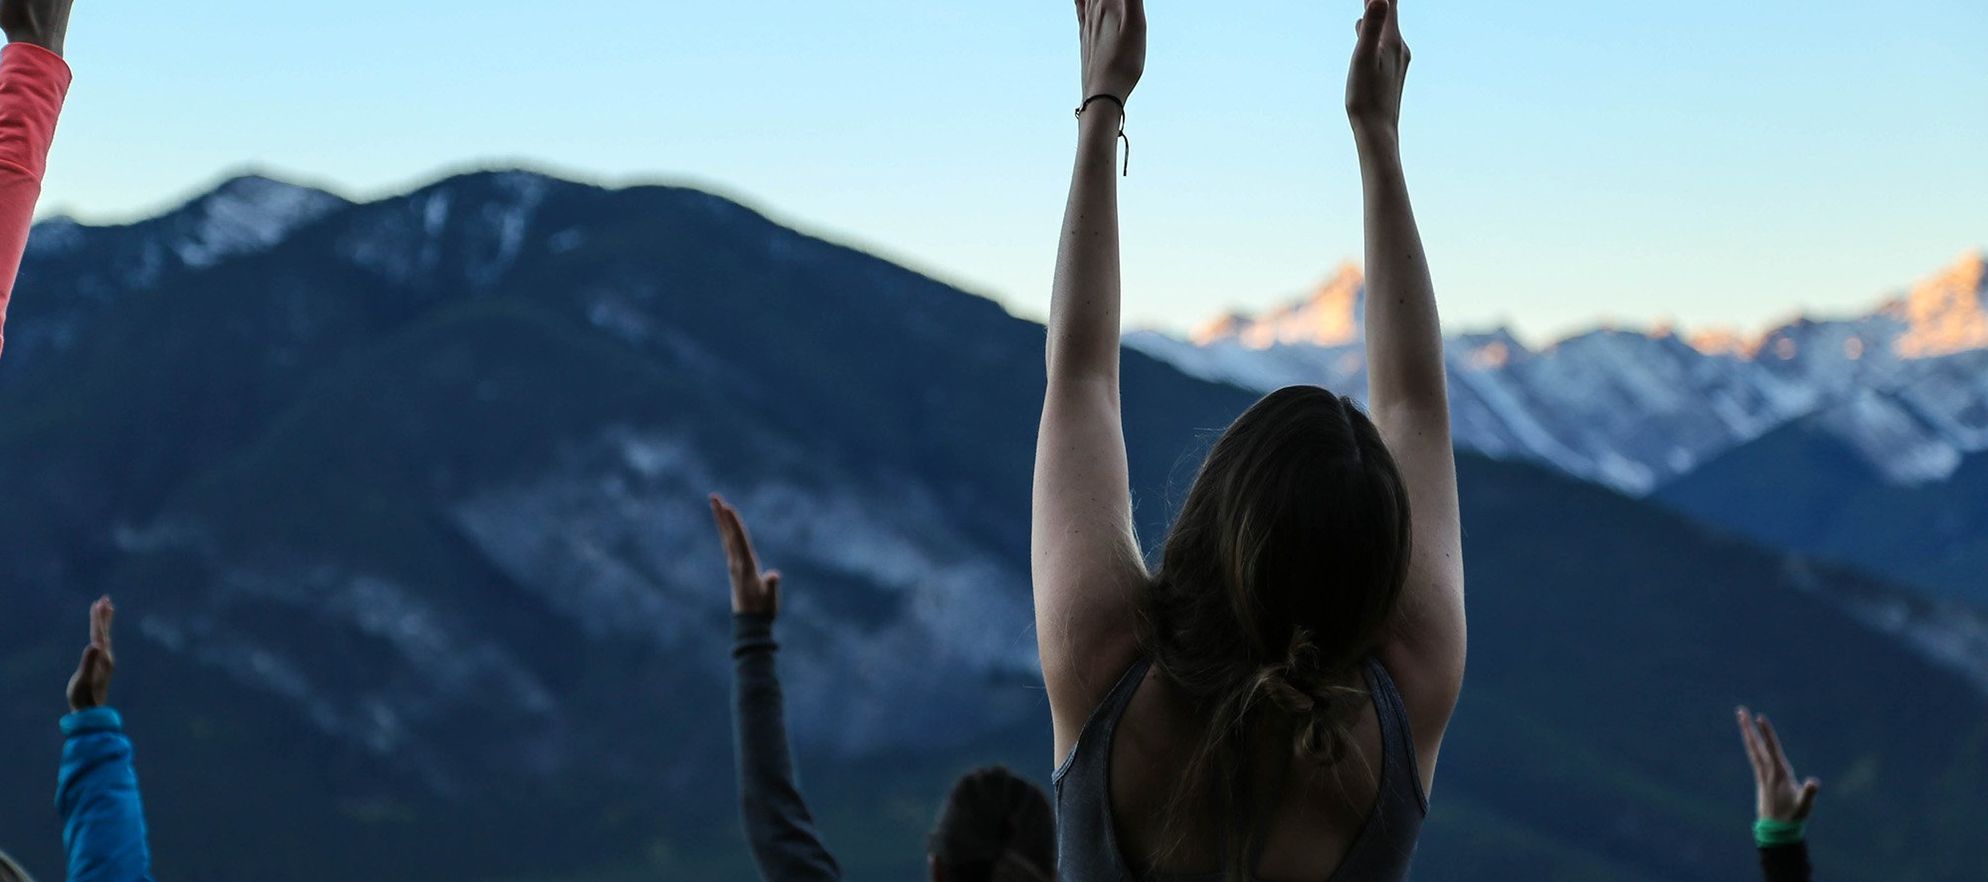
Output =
[
  {"x1": 1137, "y1": 385, "x2": 1412, "y2": 879},
  {"x1": 928, "y1": 766, "x2": 1056, "y2": 882}
]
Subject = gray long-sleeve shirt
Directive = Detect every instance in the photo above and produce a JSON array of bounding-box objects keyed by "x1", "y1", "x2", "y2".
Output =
[{"x1": 732, "y1": 613, "x2": 843, "y2": 882}]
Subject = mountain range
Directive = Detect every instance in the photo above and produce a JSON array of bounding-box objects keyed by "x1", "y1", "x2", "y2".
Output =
[
  {"x1": 0, "y1": 169, "x2": 1982, "y2": 881},
  {"x1": 1130, "y1": 254, "x2": 1988, "y2": 495}
]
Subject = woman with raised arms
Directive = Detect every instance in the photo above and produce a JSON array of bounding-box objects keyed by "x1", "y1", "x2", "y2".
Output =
[{"x1": 1033, "y1": 2, "x2": 1462, "y2": 880}]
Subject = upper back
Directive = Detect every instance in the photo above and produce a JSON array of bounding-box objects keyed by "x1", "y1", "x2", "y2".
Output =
[{"x1": 1054, "y1": 657, "x2": 1427, "y2": 882}]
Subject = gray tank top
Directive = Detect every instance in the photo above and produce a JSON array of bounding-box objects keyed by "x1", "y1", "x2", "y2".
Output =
[{"x1": 1053, "y1": 656, "x2": 1427, "y2": 882}]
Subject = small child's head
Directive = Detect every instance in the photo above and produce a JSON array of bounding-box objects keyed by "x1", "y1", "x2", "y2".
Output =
[{"x1": 928, "y1": 766, "x2": 1056, "y2": 882}]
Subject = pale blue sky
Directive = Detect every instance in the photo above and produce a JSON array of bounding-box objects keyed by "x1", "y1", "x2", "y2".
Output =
[{"x1": 33, "y1": 1, "x2": 1988, "y2": 343}]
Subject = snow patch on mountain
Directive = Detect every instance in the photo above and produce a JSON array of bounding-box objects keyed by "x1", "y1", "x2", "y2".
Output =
[
  {"x1": 1894, "y1": 350, "x2": 1988, "y2": 450},
  {"x1": 135, "y1": 555, "x2": 564, "y2": 793},
  {"x1": 1814, "y1": 390, "x2": 1962, "y2": 484},
  {"x1": 469, "y1": 172, "x2": 550, "y2": 286},
  {"x1": 336, "y1": 171, "x2": 554, "y2": 289},
  {"x1": 448, "y1": 426, "x2": 1041, "y2": 757},
  {"x1": 173, "y1": 174, "x2": 350, "y2": 268},
  {"x1": 1782, "y1": 556, "x2": 1988, "y2": 697}
]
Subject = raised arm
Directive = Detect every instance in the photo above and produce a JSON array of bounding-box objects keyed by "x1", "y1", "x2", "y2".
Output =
[
  {"x1": 0, "y1": 0, "x2": 74, "y2": 358},
  {"x1": 1738, "y1": 708, "x2": 1819, "y2": 882},
  {"x1": 1348, "y1": 0, "x2": 1466, "y2": 790},
  {"x1": 711, "y1": 495, "x2": 842, "y2": 882},
  {"x1": 57, "y1": 597, "x2": 159, "y2": 882},
  {"x1": 1033, "y1": 0, "x2": 1150, "y2": 761}
]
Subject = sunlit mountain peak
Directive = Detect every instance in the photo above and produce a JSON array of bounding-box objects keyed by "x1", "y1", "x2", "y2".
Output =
[
  {"x1": 1190, "y1": 262, "x2": 1365, "y2": 349},
  {"x1": 1895, "y1": 249, "x2": 1988, "y2": 358}
]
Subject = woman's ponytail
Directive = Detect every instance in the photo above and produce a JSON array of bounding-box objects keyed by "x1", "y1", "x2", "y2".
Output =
[{"x1": 1248, "y1": 629, "x2": 1369, "y2": 766}]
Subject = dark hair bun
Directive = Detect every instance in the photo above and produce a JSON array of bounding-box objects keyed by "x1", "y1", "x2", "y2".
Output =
[{"x1": 1251, "y1": 629, "x2": 1368, "y2": 764}]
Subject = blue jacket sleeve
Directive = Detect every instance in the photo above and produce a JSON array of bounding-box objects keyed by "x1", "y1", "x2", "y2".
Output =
[
  {"x1": 56, "y1": 707, "x2": 156, "y2": 882},
  {"x1": 732, "y1": 614, "x2": 842, "y2": 882}
]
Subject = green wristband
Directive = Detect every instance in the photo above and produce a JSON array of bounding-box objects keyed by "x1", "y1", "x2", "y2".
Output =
[{"x1": 1754, "y1": 818, "x2": 1806, "y2": 847}]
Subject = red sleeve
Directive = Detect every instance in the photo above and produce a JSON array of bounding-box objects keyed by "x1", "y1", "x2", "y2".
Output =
[{"x1": 0, "y1": 41, "x2": 72, "y2": 358}]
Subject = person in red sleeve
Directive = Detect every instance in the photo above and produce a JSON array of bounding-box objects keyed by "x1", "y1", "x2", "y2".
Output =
[{"x1": 0, "y1": 0, "x2": 73, "y2": 358}]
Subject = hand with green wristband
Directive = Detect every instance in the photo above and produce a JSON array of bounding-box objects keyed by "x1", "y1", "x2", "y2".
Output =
[{"x1": 1737, "y1": 707, "x2": 1820, "y2": 847}]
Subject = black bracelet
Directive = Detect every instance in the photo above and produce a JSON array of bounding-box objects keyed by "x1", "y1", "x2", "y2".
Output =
[{"x1": 1074, "y1": 94, "x2": 1131, "y2": 176}]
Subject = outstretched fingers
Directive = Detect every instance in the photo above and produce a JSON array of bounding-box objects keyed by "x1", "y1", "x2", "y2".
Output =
[
  {"x1": 68, "y1": 642, "x2": 110, "y2": 710},
  {"x1": 708, "y1": 495, "x2": 750, "y2": 564},
  {"x1": 1756, "y1": 713, "x2": 1796, "y2": 780},
  {"x1": 709, "y1": 494, "x2": 772, "y2": 592},
  {"x1": 708, "y1": 495, "x2": 735, "y2": 554},
  {"x1": 1794, "y1": 778, "x2": 1820, "y2": 818},
  {"x1": 76, "y1": 645, "x2": 102, "y2": 677},
  {"x1": 1736, "y1": 707, "x2": 1770, "y2": 781},
  {"x1": 90, "y1": 595, "x2": 113, "y2": 656}
]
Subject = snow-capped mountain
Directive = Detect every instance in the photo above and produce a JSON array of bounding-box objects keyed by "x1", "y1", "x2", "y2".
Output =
[
  {"x1": 27, "y1": 171, "x2": 350, "y2": 275},
  {"x1": 1130, "y1": 250, "x2": 1988, "y2": 494}
]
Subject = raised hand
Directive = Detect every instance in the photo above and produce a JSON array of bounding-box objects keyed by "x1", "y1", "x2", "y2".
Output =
[
  {"x1": 1346, "y1": 0, "x2": 1411, "y2": 141},
  {"x1": 0, "y1": 0, "x2": 74, "y2": 56},
  {"x1": 1076, "y1": 0, "x2": 1145, "y2": 103},
  {"x1": 1737, "y1": 707, "x2": 1820, "y2": 822},
  {"x1": 66, "y1": 596, "x2": 114, "y2": 711},
  {"x1": 710, "y1": 494, "x2": 782, "y2": 617}
]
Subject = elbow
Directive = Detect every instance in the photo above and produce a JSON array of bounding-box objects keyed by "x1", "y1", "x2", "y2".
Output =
[
  {"x1": 1370, "y1": 397, "x2": 1452, "y2": 434},
  {"x1": 1044, "y1": 334, "x2": 1121, "y2": 387},
  {"x1": 1044, "y1": 352, "x2": 1119, "y2": 393}
]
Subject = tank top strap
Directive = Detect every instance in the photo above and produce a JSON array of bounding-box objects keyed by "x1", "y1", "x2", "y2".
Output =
[
  {"x1": 1360, "y1": 656, "x2": 1429, "y2": 815},
  {"x1": 1054, "y1": 656, "x2": 1155, "y2": 785}
]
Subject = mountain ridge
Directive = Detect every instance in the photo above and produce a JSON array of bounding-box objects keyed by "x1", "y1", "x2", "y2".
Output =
[
  {"x1": 1135, "y1": 250, "x2": 1988, "y2": 495},
  {"x1": 1185, "y1": 249, "x2": 1988, "y2": 359}
]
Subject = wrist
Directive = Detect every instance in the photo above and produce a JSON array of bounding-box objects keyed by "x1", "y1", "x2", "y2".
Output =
[
  {"x1": 60, "y1": 706, "x2": 123, "y2": 736},
  {"x1": 1076, "y1": 101, "x2": 1128, "y2": 170},
  {"x1": 1077, "y1": 92, "x2": 1124, "y2": 124},
  {"x1": 1353, "y1": 124, "x2": 1401, "y2": 159},
  {"x1": 732, "y1": 612, "x2": 778, "y2": 658},
  {"x1": 1078, "y1": 110, "x2": 1123, "y2": 142},
  {"x1": 1754, "y1": 817, "x2": 1806, "y2": 847},
  {"x1": 6, "y1": 32, "x2": 63, "y2": 57}
]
